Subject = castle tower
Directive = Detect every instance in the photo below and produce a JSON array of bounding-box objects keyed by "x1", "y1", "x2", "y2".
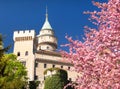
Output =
[
  {"x1": 13, "y1": 30, "x2": 35, "y2": 81},
  {"x1": 37, "y1": 8, "x2": 57, "y2": 51}
]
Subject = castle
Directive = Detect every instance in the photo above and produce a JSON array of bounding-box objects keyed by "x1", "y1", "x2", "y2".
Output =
[{"x1": 13, "y1": 9, "x2": 78, "y2": 89}]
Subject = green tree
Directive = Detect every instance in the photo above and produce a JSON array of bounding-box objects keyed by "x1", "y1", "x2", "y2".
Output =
[
  {"x1": 0, "y1": 34, "x2": 10, "y2": 58},
  {"x1": 44, "y1": 68, "x2": 68, "y2": 89},
  {"x1": 0, "y1": 34, "x2": 28, "y2": 89}
]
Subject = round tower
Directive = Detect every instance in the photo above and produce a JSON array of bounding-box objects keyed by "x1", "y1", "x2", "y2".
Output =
[{"x1": 37, "y1": 8, "x2": 57, "y2": 51}]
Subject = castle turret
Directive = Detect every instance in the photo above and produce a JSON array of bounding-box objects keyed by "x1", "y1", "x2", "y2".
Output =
[{"x1": 37, "y1": 8, "x2": 57, "y2": 51}]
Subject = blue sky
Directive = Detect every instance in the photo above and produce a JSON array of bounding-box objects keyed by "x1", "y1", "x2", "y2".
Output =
[{"x1": 0, "y1": 0, "x2": 107, "y2": 52}]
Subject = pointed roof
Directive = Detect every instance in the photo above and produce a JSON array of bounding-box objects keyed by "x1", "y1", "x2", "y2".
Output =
[{"x1": 41, "y1": 7, "x2": 52, "y2": 30}]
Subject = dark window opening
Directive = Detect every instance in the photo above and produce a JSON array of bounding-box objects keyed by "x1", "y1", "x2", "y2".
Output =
[
  {"x1": 17, "y1": 52, "x2": 20, "y2": 56},
  {"x1": 47, "y1": 46, "x2": 49, "y2": 49},
  {"x1": 44, "y1": 64, "x2": 47, "y2": 68},
  {"x1": 35, "y1": 62, "x2": 38, "y2": 67},
  {"x1": 69, "y1": 78, "x2": 72, "y2": 81},
  {"x1": 39, "y1": 46, "x2": 41, "y2": 50},
  {"x1": 68, "y1": 66, "x2": 70, "y2": 70},
  {"x1": 52, "y1": 65, "x2": 55, "y2": 68},
  {"x1": 35, "y1": 75, "x2": 38, "y2": 80},
  {"x1": 61, "y1": 65, "x2": 63, "y2": 68},
  {"x1": 25, "y1": 51, "x2": 28, "y2": 56}
]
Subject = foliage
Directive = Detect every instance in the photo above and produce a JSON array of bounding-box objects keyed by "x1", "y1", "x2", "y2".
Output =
[
  {"x1": 44, "y1": 68, "x2": 68, "y2": 89},
  {"x1": 62, "y1": 0, "x2": 120, "y2": 89},
  {"x1": 0, "y1": 34, "x2": 28, "y2": 89},
  {"x1": 0, "y1": 34, "x2": 10, "y2": 58},
  {"x1": 0, "y1": 54, "x2": 28, "y2": 89}
]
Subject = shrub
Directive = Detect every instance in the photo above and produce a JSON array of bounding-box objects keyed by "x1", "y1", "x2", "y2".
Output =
[{"x1": 44, "y1": 67, "x2": 68, "y2": 89}]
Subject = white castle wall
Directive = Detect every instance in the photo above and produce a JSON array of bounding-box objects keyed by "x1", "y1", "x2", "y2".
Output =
[
  {"x1": 38, "y1": 36, "x2": 57, "y2": 44},
  {"x1": 13, "y1": 30, "x2": 35, "y2": 81},
  {"x1": 35, "y1": 53, "x2": 79, "y2": 86},
  {"x1": 38, "y1": 44, "x2": 56, "y2": 51}
]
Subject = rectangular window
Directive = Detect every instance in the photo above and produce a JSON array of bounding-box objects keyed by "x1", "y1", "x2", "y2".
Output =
[
  {"x1": 17, "y1": 52, "x2": 20, "y2": 56},
  {"x1": 35, "y1": 75, "x2": 38, "y2": 80},
  {"x1": 35, "y1": 62, "x2": 38, "y2": 67},
  {"x1": 69, "y1": 78, "x2": 72, "y2": 81},
  {"x1": 25, "y1": 51, "x2": 28, "y2": 56},
  {"x1": 44, "y1": 64, "x2": 47, "y2": 68},
  {"x1": 52, "y1": 64, "x2": 55, "y2": 68}
]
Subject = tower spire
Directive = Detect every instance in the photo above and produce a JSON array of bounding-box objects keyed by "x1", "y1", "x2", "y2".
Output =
[{"x1": 41, "y1": 6, "x2": 52, "y2": 30}]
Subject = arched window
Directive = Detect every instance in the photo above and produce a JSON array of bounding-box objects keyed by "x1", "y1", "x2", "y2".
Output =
[
  {"x1": 61, "y1": 65, "x2": 63, "y2": 68},
  {"x1": 68, "y1": 66, "x2": 70, "y2": 70},
  {"x1": 17, "y1": 52, "x2": 20, "y2": 56},
  {"x1": 25, "y1": 51, "x2": 28, "y2": 56}
]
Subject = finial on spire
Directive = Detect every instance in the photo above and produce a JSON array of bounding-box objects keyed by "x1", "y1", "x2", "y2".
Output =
[
  {"x1": 46, "y1": 5, "x2": 48, "y2": 14},
  {"x1": 41, "y1": 5, "x2": 52, "y2": 30},
  {"x1": 46, "y1": 5, "x2": 48, "y2": 20}
]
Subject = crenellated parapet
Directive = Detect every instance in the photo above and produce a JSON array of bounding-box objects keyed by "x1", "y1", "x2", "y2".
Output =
[{"x1": 13, "y1": 30, "x2": 35, "y2": 41}]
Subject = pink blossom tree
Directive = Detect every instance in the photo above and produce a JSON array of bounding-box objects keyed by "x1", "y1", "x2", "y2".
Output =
[{"x1": 62, "y1": 0, "x2": 120, "y2": 89}]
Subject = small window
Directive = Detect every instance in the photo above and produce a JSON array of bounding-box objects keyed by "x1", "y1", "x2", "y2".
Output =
[
  {"x1": 17, "y1": 52, "x2": 20, "y2": 56},
  {"x1": 39, "y1": 46, "x2": 41, "y2": 50},
  {"x1": 25, "y1": 51, "x2": 28, "y2": 56},
  {"x1": 69, "y1": 78, "x2": 72, "y2": 81},
  {"x1": 35, "y1": 75, "x2": 38, "y2": 80},
  {"x1": 68, "y1": 66, "x2": 70, "y2": 70},
  {"x1": 44, "y1": 64, "x2": 47, "y2": 68},
  {"x1": 47, "y1": 46, "x2": 49, "y2": 49},
  {"x1": 44, "y1": 76, "x2": 46, "y2": 80},
  {"x1": 35, "y1": 62, "x2": 38, "y2": 67},
  {"x1": 52, "y1": 65, "x2": 55, "y2": 68},
  {"x1": 61, "y1": 65, "x2": 63, "y2": 68}
]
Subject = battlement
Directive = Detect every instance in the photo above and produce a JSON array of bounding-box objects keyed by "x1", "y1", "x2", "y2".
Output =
[{"x1": 13, "y1": 30, "x2": 36, "y2": 41}]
